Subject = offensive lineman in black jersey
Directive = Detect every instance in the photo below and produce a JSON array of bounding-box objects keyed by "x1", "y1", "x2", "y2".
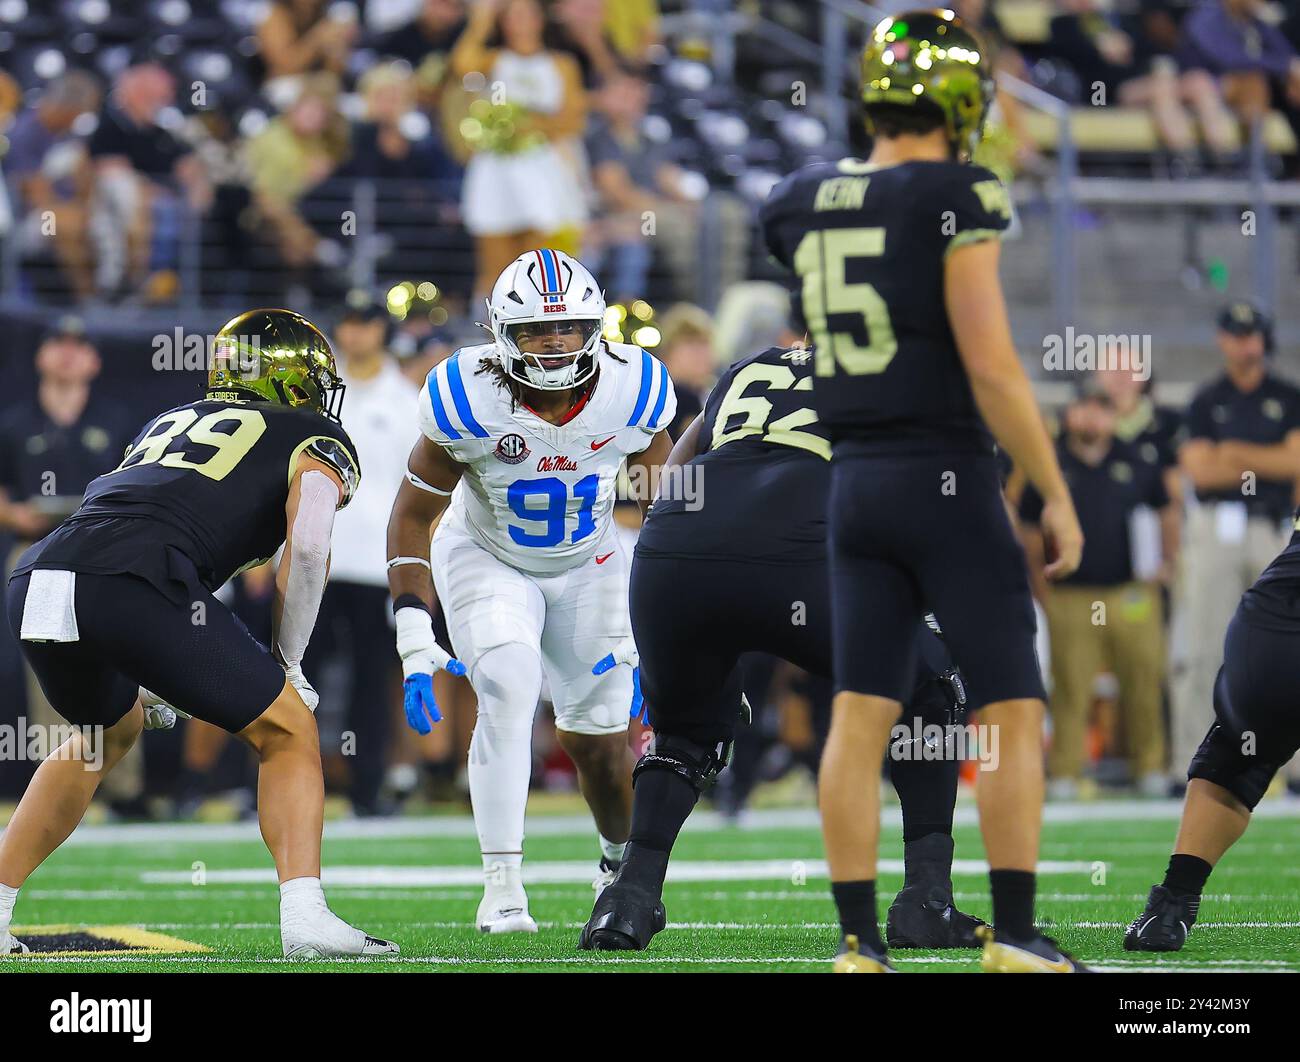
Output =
[
  {"x1": 0, "y1": 310, "x2": 398, "y2": 959},
  {"x1": 761, "y1": 11, "x2": 1085, "y2": 971},
  {"x1": 1125, "y1": 530, "x2": 1300, "y2": 952},
  {"x1": 579, "y1": 344, "x2": 987, "y2": 957}
]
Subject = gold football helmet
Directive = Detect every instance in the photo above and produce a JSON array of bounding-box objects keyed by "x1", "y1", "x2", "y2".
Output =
[
  {"x1": 207, "y1": 309, "x2": 345, "y2": 422},
  {"x1": 861, "y1": 9, "x2": 994, "y2": 162}
]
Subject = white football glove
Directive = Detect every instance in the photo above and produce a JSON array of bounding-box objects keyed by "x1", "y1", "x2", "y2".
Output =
[
  {"x1": 284, "y1": 664, "x2": 320, "y2": 713},
  {"x1": 592, "y1": 636, "x2": 639, "y2": 674},
  {"x1": 139, "y1": 687, "x2": 191, "y2": 730},
  {"x1": 394, "y1": 606, "x2": 465, "y2": 680}
]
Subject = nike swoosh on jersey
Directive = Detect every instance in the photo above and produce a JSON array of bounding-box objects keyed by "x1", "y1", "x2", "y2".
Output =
[
  {"x1": 595, "y1": 552, "x2": 615, "y2": 564},
  {"x1": 590, "y1": 436, "x2": 617, "y2": 451}
]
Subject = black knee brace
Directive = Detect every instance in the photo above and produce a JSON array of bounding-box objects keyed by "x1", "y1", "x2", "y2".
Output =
[{"x1": 633, "y1": 733, "x2": 730, "y2": 795}]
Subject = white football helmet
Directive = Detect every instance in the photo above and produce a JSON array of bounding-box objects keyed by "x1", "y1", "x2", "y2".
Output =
[{"x1": 488, "y1": 249, "x2": 606, "y2": 391}]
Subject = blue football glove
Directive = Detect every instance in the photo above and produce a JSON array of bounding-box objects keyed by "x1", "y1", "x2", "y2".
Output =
[
  {"x1": 395, "y1": 606, "x2": 466, "y2": 735},
  {"x1": 592, "y1": 637, "x2": 645, "y2": 721},
  {"x1": 403, "y1": 673, "x2": 442, "y2": 735}
]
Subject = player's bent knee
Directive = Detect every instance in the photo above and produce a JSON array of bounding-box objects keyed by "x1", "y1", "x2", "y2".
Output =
[
  {"x1": 634, "y1": 732, "x2": 727, "y2": 795},
  {"x1": 96, "y1": 703, "x2": 145, "y2": 769},
  {"x1": 237, "y1": 681, "x2": 319, "y2": 755}
]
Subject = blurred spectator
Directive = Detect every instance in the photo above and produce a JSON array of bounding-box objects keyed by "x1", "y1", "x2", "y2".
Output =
[
  {"x1": 452, "y1": 0, "x2": 589, "y2": 296},
  {"x1": 586, "y1": 71, "x2": 746, "y2": 304},
  {"x1": 1020, "y1": 382, "x2": 1174, "y2": 798},
  {"x1": 340, "y1": 63, "x2": 460, "y2": 185},
  {"x1": 258, "y1": 0, "x2": 358, "y2": 86},
  {"x1": 88, "y1": 63, "x2": 211, "y2": 302},
  {"x1": 1099, "y1": 364, "x2": 1184, "y2": 481},
  {"x1": 0, "y1": 320, "x2": 139, "y2": 810},
  {"x1": 299, "y1": 293, "x2": 415, "y2": 816},
  {"x1": 1098, "y1": 362, "x2": 1183, "y2": 586},
  {"x1": 602, "y1": 0, "x2": 661, "y2": 69},
  {"x1": 1180, "y1": 0, "x2": 1300, "y2": 129},
  {"x1": 245, "y1": 73, "x2": 351, "y2": 272},
  {"x1": 375, "y1": 0, "x2": 468, "y2": 115},
  {"x1": 656, "y1": 302, "x2": 717, "y2": 437},
  {"x1": 1051, "y1": 0, "x2": 1237, "y2": 161},
  {"x1": 4, "y1": 72, "x2": 102, "y2": 298},
  {"x1": 1171, "y1": 302, "x2": 1300, "y2": 787},
  {"x1": 552, "y1": 0, "x2": 629, "y2": 86}
]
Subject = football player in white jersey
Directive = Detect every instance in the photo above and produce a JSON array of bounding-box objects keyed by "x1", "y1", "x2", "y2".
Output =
[{"x1": 386, "y1": 249, "x2": 676, "y2": 932}]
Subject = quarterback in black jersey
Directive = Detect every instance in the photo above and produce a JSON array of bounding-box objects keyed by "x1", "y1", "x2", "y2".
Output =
[
  {"x1": 761, "y1": 10, "x2": 1084, "y2": 972},
  {"x1": 0, "y1": 309, "x2": 397, "y2": 960},
  {"x1": 580, "y1": 344, "x2": 986, "y2": 955}
]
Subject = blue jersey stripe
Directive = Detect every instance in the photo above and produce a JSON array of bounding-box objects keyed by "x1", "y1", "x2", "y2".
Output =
[
  {"x1": 426, "y1": 369, "x2": 461, "y2": 440},
  {"x1": 647, "y1": 359, "x2": 670, "y2": 430},
  {"x1": 446, "y1": 355, "x2": 490, "y2": 438},
  {"x1": 627, "y1": 348, "x2": 653, "y2": 426}
]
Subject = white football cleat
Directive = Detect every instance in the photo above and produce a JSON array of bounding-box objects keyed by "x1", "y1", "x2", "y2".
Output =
[
  {"x1": 281, "y1": 904, "x2": 399, "y2": 959},
  {"x1": 476, "y1": 890, "x2": 538, "y2": 934},
  {"x1": 1, "y1": 929, "x2": 30, "y2": 955}
]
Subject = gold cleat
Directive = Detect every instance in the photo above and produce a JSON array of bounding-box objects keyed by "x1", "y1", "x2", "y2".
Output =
[
  {"x1": 977, "y1": 925, "x2": 1089, "y2": 972},
  {"x1": 832, "y1": 933, "x2": 895, "y2": 973}
]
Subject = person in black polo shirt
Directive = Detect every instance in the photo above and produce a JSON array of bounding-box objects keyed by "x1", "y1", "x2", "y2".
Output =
[
  {"x1": 0, "y1": 319, "x2": 134, "y2": 806},
  {"x1": 1020, "y1": 381, "x2": 1176, "y2": 799},
  {"x1": 1172, "y1": 302, "x2": 1300, "y2": 786}
]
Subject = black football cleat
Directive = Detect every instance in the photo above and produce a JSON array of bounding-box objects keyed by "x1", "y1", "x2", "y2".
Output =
[
  {"x1": 832, "y1": 934, "x2": 895, "y2": 973},
  {"x1": 1124, "y1": 884, "x2": 1198, "y2": 952},
  {"x1": 886, "y1": 883, "x2": 988, "y2": 949},
  {"x1": 978, "y1": 925, "x2": 1091, "y2": 972},
  {"x1": 579, "y1": 879, "x2": 667, "y2": 951}
]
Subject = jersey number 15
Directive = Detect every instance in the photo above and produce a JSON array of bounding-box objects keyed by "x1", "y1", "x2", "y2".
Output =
[{"x1": 794, "y1": 227, "x2": 898, "y2": 378}]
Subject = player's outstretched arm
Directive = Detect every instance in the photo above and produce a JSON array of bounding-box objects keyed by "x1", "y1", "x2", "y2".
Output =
[
  {"x1": 945, "y1": 240, "x2": 1083, "y2": 581},
  {"x1": 274, "y1": 454, "x2": 346, "y2": 711},
  {"x1": 385, "y1": 435, "x2": 467, "y2": 734}
]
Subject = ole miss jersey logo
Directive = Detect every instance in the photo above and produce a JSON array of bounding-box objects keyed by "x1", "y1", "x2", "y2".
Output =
[
  {"x1": 495, "y1": 433, "x2": 530, "y2": 465},
  {"x1": 538, "y1": 455, "x2": 578, "y2": 472}
]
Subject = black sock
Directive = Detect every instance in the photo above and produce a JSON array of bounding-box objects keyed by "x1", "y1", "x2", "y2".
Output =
[
  {"x1": 620, "y1": 768, "x2": 700, "y2": 893},
  {"x1": 831, "y1": 880, "x2": 884, "y2": 951},
  {"x1": 901, "y1": 831, "x2": 955, "y2": 892},
  {"x1": 892, "y1": 745, "x2": 958, "y2": 843},
  {"x1": 989, "y1": 869, "x2": 1036, "y2": 939},
  {"x1": 1162, "y1": 853, "x2": 1212, "y2": 897}
]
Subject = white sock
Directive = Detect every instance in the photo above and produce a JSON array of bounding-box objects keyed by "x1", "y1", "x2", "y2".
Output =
[
  {"x1": 279, "y1": 876, "x2": 326, "y2": 920},
  {"x1": 467, "y1": 644, "x2": 541, "y2": 864},
  {"x1": 599, "y1": 836, "x2": 627, "y2": 864},
  {"x1": 0, "y1": 883, "x2": 17, "y2": 931}
]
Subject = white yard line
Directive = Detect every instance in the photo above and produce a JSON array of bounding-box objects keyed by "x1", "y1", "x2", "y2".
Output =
[
  {"x1": 13, "y1": 799, "x2": 1297, "y2": 848},
  {"x1": 138, "y1": 858, "x2": 1099, "y2": 888}
]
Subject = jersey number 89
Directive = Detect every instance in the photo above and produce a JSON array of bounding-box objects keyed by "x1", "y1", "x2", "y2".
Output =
[{"x1": 114, "y1": 408, "x2": 267, "y2": 482}]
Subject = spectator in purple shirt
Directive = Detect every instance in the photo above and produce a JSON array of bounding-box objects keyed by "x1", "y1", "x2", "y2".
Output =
[{"x1": 1180, "y1": 0, "x2": 1300, "y2": 127}]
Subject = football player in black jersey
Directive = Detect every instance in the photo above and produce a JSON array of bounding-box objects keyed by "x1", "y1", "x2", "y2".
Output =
[
  {"x1": 1125, "y1": 530, "x2": 1300, "y2": 953},
  {"x1": 0, "y1": 310, "x2": 399, "y2": 959},
  {"x1": 761, "y1": 11, "x2": 1084, "y2": 972},
  {"x1": 579, "y1": 344, "x2": 988, "y2": 958}
]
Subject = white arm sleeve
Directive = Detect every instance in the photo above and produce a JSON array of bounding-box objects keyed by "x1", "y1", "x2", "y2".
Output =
[{"x1": 276, "y1": 470, "x2": 339, "y2": 670}]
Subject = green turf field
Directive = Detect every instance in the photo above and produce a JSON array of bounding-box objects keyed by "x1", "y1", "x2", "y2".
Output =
[{"x1": 2, "y1": 800, "x2": 1297, "y2": 973}]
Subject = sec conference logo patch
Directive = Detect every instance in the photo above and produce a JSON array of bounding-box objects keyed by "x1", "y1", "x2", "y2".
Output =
[{"x1": 495, "y1": 433, "x2": 531, "y2": 465}]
